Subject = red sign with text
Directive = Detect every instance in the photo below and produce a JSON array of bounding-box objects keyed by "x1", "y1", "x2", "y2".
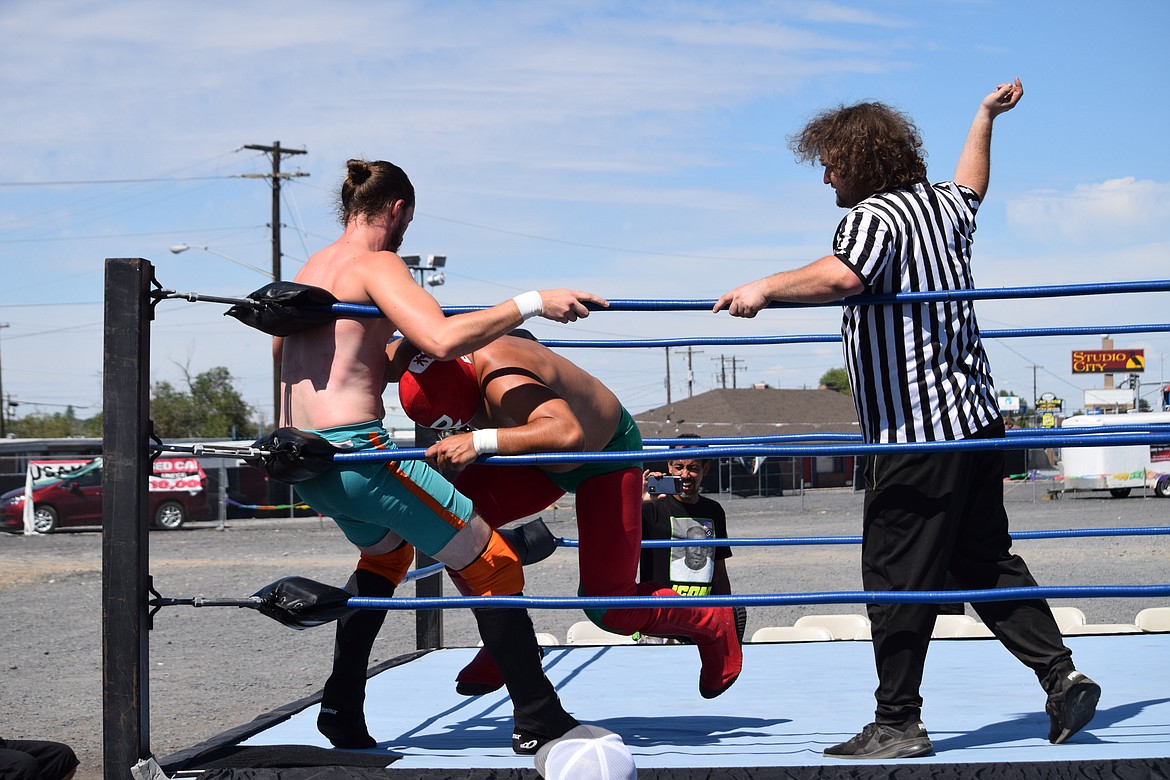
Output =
[{"x1": 1071, "y1": 349, "x2": 1145, "y2": 373}]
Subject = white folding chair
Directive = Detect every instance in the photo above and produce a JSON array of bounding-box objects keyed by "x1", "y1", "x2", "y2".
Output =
[
  {"x1": 1135, "y1": 607, "x2": 1170, "y2": 632},
  {"x1": 1050, "y1": 606, "x2": 1087, "y2": 634},
  {"x1": 750, "y1": 625, "x2": 834, "y2": 643},
  {"x1": 792, "y1": 613, "x2": 871, "y2": 640},
  {"x1": 931, "y1": 614, "x2": 977, "y2": 638},
  {"x1": 1062, "y1": 623, "x2": 1143, "y2": 635},
  {"x1": 953, "y1": 621, "x2": 995, "y2": 638},
  {"x1": 565, "y1": 620, "x2": 637, "y2": 645}
]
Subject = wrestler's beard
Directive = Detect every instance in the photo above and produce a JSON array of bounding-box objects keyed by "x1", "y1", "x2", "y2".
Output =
[
  {"x1": 387, "y1": 229, "x2": 406, "y2": 253},
  {"x1": 387, "y1": 221, "x2": 409, "y2": 253}
]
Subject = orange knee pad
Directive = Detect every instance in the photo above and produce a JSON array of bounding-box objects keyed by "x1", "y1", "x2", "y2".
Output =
[
  {"x1": 356, "y1": 541, "x2": 415, "y2": 586},
  {"x1": 448, "y1": 531, "x2": 525, "y2": 597}
]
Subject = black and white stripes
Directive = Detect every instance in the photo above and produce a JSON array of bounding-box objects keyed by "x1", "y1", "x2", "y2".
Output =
[{"x1": 835, "y1": 181, "x2": 1002, "y2": 443}]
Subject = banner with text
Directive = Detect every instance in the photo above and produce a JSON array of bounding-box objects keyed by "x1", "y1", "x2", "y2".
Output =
[
  {"x1": 22, "y1": 458, "x2": 205, "y2": 535},
  {"x1": 1071, "y1": 349, "x2": 1145, "y2": 373}
]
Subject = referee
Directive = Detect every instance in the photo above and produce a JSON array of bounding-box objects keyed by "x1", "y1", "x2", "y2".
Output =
[{"x1": 714, "y1": 77, "x2": 1100, "y2": 760}]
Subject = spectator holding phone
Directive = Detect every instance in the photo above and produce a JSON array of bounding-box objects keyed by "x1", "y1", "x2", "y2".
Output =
[
  {"x1": 641, "y1": 438, "x2": 732, "y2": 598},
  {"x1": 640, "y1": 436, "x2": 747, "y2": 646}
]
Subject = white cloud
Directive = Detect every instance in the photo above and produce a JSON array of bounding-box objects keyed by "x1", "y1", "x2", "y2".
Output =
[
  {"x1": 1007, "y1": 178, "x2": 1170, "y2": 242},
  {"x1": 0, "y1": 1, "x2": 903, "y2": 183}
]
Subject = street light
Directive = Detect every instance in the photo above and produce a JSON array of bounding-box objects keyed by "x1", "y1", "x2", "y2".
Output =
[
  {"x1": 401, "y1": 254, "x2": 447, "y2": 288},
  {"x1": 399, "y1": 254, "x2": 450, "y2": 640},
  {"x1": 169, "y1": 244, "x2": 274, "y2": 279}
]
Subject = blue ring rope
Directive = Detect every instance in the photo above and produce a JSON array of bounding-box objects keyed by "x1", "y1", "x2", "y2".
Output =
[
  {"x1": 397, "y1": 526, "x2": 1170, "y2": 583},
  {"x1": 556, "y1": 526, "x2": 1170, "y2": 549},
  {"x1": 404, "y1": 561, "x2": 445, "y2": 582},
  {"x1": 334, "y1": 430, "x2": 1170, "y2": 465},
  {"x1": 539, "y1": 323, "x2": 1170, "y2": 349},
  {"x1": 348, "y1": 583, "x2": 1170, "y2": 611},
  {"x1": 325, "y1": 279, "x2": 1170, "y2": 319},
  {"x1": 642, "y1": 425, "x2": 1170, "y2": 447}
]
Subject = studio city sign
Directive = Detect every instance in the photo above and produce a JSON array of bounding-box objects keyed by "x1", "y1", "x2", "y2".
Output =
[{"x1": 1071, "y1": 349, "x2": 1144, "y2": 374}]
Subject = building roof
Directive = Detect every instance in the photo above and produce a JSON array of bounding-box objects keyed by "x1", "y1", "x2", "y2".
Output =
[{"x1": 632, "y1": 387, "x2": 860, "y2": 440}]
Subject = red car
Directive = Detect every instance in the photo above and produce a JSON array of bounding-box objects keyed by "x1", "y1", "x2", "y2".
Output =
[{"x1": 0, "y1": 457, "x2": 211, "y2": 533}]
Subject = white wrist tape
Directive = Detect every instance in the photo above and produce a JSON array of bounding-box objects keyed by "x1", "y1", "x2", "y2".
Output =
[
  {"x1": 472, "y1": 428, "x2": 499, "y2": 455},
  {"x1": 511, "y1": 290, "x2": 543, "y2": 321}
]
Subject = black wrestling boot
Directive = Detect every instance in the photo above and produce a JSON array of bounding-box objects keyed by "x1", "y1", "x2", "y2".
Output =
[
  {"x1": 316, "y1": 569, "x2": 396, "y2": 749},
  {"x1": 473, "y1": 603, "x2": 579, "y2": 754}
]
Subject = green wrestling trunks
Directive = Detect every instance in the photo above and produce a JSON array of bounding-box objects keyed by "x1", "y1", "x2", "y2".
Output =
[
  {"x1": 544, "y1": 407, "x2": 643, "y2": 493},
  {"x1": 294, "y1": 420, "x2": 473, "y2": 555}
]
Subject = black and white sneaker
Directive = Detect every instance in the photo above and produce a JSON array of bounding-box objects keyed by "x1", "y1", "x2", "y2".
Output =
[
  {"x1": 1046, "y1": 670, "x2": 1101, "y2": 744},
  {"x1": 512, "y1": 726, "x2": 550, "y2": 755},
  {"x1": 317, "y1": 707, "x2": 376, "y2": 749},
  {"x1": 824, "y1": 721, "x2": 933, "y2": 759}
]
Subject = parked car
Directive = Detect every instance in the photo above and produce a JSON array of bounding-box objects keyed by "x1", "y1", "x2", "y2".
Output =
[{"x1": 0, "y1": 457, "x2": 211, "y2": 533}]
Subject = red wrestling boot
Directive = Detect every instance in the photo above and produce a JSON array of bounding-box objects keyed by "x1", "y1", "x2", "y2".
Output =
[
  {"x1": 457, "y1": 644, "x2": 546, "y2": 696},
  {"x1": 456, "y1": 646, "x2": 504, "y2": 696},
  {"x1": 634, "y1": 584, "x2": 743, "y2": 698}
]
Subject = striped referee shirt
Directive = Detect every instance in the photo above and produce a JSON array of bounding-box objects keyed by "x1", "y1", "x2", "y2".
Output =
[{"x1": 835, "y1": 181, "x2": 1002, "y2": 444}]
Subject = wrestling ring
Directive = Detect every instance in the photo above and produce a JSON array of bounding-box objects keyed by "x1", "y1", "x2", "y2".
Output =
[{"x1": 101, "y1": 258, "x2": 1170, "y2": 779}]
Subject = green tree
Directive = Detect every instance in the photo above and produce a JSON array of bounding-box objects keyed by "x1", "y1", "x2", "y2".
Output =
[
  {"x1": 150, "y1": 366, "x2": 254, "y2": 439},
  {"x1": 10, "y1": 406, "x2": 96, "y2": 438},
  {"x1": 819, "y1": 367, "x2": 851, "y2": 395}
]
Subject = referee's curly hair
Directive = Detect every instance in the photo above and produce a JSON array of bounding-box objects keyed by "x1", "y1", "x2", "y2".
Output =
[{"x1": 788, "y1": 102, "x2": 928, "y2": 196}]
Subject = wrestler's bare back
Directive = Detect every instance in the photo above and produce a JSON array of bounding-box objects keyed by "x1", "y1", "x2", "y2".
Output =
[
  {"x1": 473, "y1": 336, "x2": 622, "y2": 464},
  {"x1": 277, "y1": 243, "x2": 406, "y2": 430}
]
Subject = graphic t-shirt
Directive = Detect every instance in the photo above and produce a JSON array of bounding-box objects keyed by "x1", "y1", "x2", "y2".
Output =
[{"x1": 640, "y1": 494, "x2": 730, "y2": 596}]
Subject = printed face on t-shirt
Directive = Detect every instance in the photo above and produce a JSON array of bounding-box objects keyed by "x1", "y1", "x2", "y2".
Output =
[{"x1": 669, "y1": 517, "x2": 714, "y2": 582}]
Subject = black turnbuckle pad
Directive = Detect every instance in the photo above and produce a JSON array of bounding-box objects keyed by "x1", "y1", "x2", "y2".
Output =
[
  {"x1": 498, "y1": 517, "x2": 557, "y2": 566},
  {"x1": 252, "y1": 426, "x2": 337, "y2": 484},
  {"x1": 225, "y1": 281, "x2": 340, "y2": 336},
  {"x1": 252, "y1": 576, "x2": 354, "y2": 630}
]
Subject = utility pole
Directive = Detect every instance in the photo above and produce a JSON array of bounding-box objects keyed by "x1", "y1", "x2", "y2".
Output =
[
  {"x1": 685, "y1": 346, "x2": 702, "y2": 397},
  {"x1": 729, "y1": 356, "x2": 747, "y2": 389},
  {"x1": 242, "y1": 141, "x2": 308, "y2": 427},
  {"x1": 665, "y1": 347, "x2": 671, "y2": 406},
  {"x1": 1027, "y1": 364, "x2": 1041, "y2": 426},
  {"x1": 713, "y1": 355, "x2": 748, "y2": 389}
]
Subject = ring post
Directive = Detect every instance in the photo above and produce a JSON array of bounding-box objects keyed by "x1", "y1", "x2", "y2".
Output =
[
  {"x1": 102, "y1": 258, "x2": 153, "y2": 778},
  {"x1": 413, "y1": 423, "x2": 443, "y2": 648}
]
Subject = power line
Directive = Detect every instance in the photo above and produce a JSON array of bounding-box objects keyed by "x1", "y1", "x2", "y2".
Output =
[
  {"x1": 0, "y1": 226, "x2": 263, "y2": 244},
  {"x1": 417, "y1": 211, "x2": 798, "y2": 264},
  {"x1": 0, "y1": 174, "x2": 252, "y2": 187}
]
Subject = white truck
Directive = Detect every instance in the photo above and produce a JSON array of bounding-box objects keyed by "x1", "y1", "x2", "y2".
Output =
[{"x1": 1059, "y1": 412, "x2": 1170, "y2": 498}]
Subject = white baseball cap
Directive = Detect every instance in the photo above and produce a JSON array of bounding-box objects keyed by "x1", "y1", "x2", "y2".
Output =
[{"x1": 534, "y1": 724, "x2": 636, "y2": 779}]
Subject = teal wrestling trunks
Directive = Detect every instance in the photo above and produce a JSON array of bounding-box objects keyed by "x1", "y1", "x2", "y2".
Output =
[
  {"x1": 294, "y1": 420, "x2": 473, "y2": 555},
  {"x1": 544, "y1": 407, "x2": 643, "y2": 493}
]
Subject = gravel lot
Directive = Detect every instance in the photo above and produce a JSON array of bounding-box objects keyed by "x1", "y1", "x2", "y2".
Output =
[{"x1": 2, "y1": 482, "x2": 1167, "y2": 779}]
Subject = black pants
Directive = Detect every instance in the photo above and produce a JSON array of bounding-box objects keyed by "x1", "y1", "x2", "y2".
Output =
[
  {"x1": 0, "y1": 738, "x2": 79, "y2": 780},
  {"x1": 862, "y1": 421, "x2": 1074, "y2": 725}
]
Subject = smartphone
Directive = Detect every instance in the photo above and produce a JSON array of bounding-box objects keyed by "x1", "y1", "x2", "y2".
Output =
[{"x1": 646, "y1": 475, "x2": 683, "y2": 495}]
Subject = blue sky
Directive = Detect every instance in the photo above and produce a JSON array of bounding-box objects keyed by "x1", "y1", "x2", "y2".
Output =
[{"x1": 2, "y1": 1, "x2": 1169, "y2": 434}]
